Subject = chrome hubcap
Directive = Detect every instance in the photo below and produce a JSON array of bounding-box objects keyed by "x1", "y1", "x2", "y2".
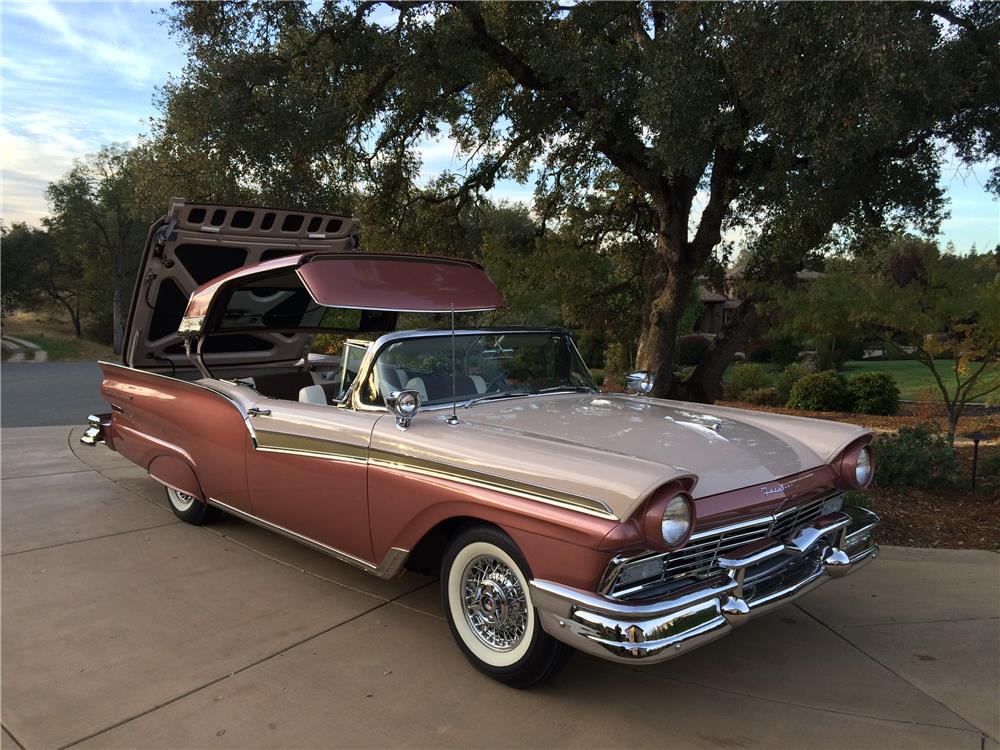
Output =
[
  {"x1": 462, "y1": 555, "x2": 528, "y2": 651},
  {"x1": 170, "y1": 490, "x2": 195, "y2": 512}
]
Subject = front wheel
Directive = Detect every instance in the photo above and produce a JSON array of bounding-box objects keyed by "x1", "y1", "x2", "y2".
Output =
[
  {"x1": 165, "y1": 487, "x2": 222, "y2": 525},
  {"x1": 441, "y1": 525, "x2": 571, "y2": 688}
]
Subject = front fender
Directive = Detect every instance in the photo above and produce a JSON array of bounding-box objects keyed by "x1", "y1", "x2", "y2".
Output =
[{"x1": 368, "y1": 465, "x2": 617, "y2": 590}]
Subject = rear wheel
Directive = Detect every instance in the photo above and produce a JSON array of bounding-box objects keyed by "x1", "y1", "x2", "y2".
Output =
[
  {"x1": 165, "y1": 487, "x2": 222, "y2": 525},
  {"x1": 441, "y1": 525, "x2": 571, "y2": 688}
]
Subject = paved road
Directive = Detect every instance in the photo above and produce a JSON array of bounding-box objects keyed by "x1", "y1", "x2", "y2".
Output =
[
  {"x1": 1, "y1": 362, "x2": 106, "y2": 428},
  {"x1": 1, "y1": 424, "x2": 997, "y2": 749}
]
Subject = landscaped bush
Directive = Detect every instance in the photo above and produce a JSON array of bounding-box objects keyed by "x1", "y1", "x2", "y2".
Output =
[
  {"x1": 774, "y1": 364, "x2": 809, "y2": 405},
  {"x1": 848, "y1": 371, "x2": 900, "y2": 415},
  {"x1": 978, "y1": 453, "x2": 1000, "y2": 480},
  {"x1": 677, "y1": 334, "x2": 712, "y2": 366},
  {"x1": 786, "y1": 370, "x2": 852, "y2": 411},
  {"x1": 842, "y1": 490, "x2": 874, "y2": 510},
  {"x1": 872, "y1": 423, "x2": 958, "y2": 488},
  {"x1": 725, "y1": 363, "x2": 772, "y2": 400},
  {"x1": 741, "y1": 386, "x2": 783, "y2": 406},
  {"x1": 767, "y1": 332, "x2": 805, "y2": 366}
]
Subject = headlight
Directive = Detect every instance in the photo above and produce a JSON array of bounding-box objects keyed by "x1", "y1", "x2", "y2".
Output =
[
  {"x1": 855, "y1": 447, "x2": 872, "y2": 486},
  {"x1": 661, "y1": 494, "x2": 692, "y2": 546}
]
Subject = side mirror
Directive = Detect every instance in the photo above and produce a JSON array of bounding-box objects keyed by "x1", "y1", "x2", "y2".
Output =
[
  {"x1": 625, "y1": 371, "x2": 654, "y2": 395},
  {"x1": 386, "y1": 389, "x2": 421, "y2": 429}
]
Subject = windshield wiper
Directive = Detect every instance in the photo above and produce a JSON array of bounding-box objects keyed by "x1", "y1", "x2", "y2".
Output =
[
  {"x1": 463, "y1": 390, "x2": 531, "y2": 409},
  {"x1": 534, "y1": 385, "x2": 596, "y2": 394}
]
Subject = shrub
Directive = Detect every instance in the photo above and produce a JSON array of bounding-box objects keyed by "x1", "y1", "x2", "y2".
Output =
[
  {"x1": 787, "y1": 370, "x2": 852, "y2": 411},
  {"x1": 848, "y1": 371, "x2": 900, "y2": 415},
  {"x1": 978, "y1": 453, "x2": 1000, "y2": 480},
  {"x1": 741, "y1": 387, "x2": 783, "y2": 406},
  {"x1": 872, "y1": 423, "x2": 958, "y2": 488},
  {"x1": 842, "y1": 490, "x2": 874, "y2": 510},
  {"x1": 677, "y1": 334, "x2": 712, "y2": 366},
  {"x1": 767, "y1": 332, "x2": 804, "y2": 366},
  {"x1": 745, "y1": 342, "x2": 772, "y2": 363},
  {"x1": 774, "y1": 364, "x2": 809, "y2": 405},
  {"x1": 725, "y1": 363, "x2": 772, "y2": 400}
]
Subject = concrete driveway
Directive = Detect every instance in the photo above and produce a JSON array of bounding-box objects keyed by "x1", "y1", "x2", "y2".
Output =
[{"x1": 1, "y1": 425, "x2": 997, "y2": 750}]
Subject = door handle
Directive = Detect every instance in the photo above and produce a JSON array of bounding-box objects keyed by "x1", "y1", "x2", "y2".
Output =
[{"x1": 247, "y1": 407, "x2": 271, "y2": 417}]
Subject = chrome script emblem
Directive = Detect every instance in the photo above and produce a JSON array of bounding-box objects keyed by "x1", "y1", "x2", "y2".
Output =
[{"x1": 762, "y1": 483, "x2": 791, "y2": 496}]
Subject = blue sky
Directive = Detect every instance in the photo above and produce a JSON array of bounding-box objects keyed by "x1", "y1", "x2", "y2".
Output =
[{"x1": 2, "y1": 1, "x2": 997, "y2": 253}]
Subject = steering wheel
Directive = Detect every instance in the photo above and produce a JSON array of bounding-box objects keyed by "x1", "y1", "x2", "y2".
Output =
[{"x1": 486, "y1": 367, "x2": 534, "y2": 392}]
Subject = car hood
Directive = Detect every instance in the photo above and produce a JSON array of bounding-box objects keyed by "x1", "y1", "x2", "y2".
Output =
[
  {"x1": 367, "y1": 391, "x2": 869, "y2": 523},
  {"x1": 459, "y1": 393, "x2": 867, "y2": 505}
]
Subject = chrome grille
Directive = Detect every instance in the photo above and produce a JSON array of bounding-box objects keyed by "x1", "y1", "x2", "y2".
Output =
[
  {"x1": 769, "y1": 495, "x2": 829, "y2": 541},
  {"x1": 607, "y1": 492, "x2": 839, "y2": 598}
]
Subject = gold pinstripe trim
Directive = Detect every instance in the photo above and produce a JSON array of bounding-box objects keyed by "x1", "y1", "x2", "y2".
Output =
[
  {"x1": 368, "y1": 449, "x2": 617, "y2": 520},
  {"x1": 250, "y1": 432, "x2": 617, "y2": 520},
  {"x1": 253, "y1": 430, "x2": 368, "y2": 464}
]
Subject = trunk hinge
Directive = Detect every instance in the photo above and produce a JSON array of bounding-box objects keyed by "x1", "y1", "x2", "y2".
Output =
[
  {"x1": 153, "y1": 218, "x2": 178, "y2": 267},
  {"x1": 185, "y1": 338, "x2": 213, "y2": 380}
]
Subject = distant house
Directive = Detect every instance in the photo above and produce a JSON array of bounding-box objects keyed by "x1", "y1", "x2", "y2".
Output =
[
  {"x1": 693, "y1": 288, "x2": 730, "y2": 335},
  {"x1": 693, "y1": 268, "x2": 824, "y2": 336}
]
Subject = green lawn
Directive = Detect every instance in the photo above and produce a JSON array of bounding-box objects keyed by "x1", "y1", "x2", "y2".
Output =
[
  {"x1": 2, "y1": 312, "x2": 115, "y2": 362},
  {"x1": 841, "y1": 359, "x2": 1000, "y2": 403}
]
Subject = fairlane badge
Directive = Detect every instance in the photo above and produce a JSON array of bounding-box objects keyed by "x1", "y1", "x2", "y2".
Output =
[{"x1": 762, "y1": 484, "x2": 791, "y2": 496}]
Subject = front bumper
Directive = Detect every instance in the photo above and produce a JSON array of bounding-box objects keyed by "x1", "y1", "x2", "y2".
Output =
[{"x1": 530, "y1": 506, "x2": 878, "y2": 664}]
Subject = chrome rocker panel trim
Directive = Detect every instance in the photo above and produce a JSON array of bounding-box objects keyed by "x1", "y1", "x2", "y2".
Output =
[
  {"x1": 206, "y1": 497, "x2": 410, "y2": 580},
  {"x1": 530, "y1": 507, "x2": 879, "y2": 665}
]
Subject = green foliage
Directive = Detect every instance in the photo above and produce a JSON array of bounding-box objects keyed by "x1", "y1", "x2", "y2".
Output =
[
  {"x1": 787, "y1": 370, "x2": 852, "y2": 411},
  {"x1": 157, "y1": 1, "x2": 1000, "y2": 399},
  {"x1": 766, "y1": 331, "x2": 804, "y2": 366},
  {"x1": 677, "y1": 335, "x2": 712, "y2": 366},
  {"x1": 847, "y1": 372, "x2": 900, "y2": 415},
  {"x1": 846, "y1": 234, "x2": 1000, "y2": 441},
  {"x1": 978, "y1": 454, "x2": 1000, "y2": 479},
  {"x1": 677, "y1": 284, "x2": 706, "y2": 338},
  {"x1": 0, "y1": 223, "x2": 48, "y2": 314},
  {"x1": 842, "y1": 490, "x2": 874, "y2": 511},
  {"x1": 774, "y1": 364, "x2": 810, "y2": 405},
  {"x1": 44, "y1": 144, "x2": 148, "y2": 352},
  {"x1": 872, "y1": 423, "x2": 958, "y2": 488},
  {"x1": 726, "y1": 364, "x2": 773, "y2": 400},
  {"x1": 741, "y1": 387, "x2": 783, "y2": 406},
  {"x1": 780, "y1": 259, "x2": 864, "y2": 371}
]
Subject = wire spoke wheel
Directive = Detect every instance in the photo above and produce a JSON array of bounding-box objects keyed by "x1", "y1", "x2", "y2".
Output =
[
  {"x1": 442, "y1": 527, "x2": 571, "y2": 686},
  {"x1": 462, "y1": 555, "x2": 529, "y2": 652}
]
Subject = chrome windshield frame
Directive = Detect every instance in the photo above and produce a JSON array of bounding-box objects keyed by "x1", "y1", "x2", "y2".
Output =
[{"x1": 347, "y1": 327, "x2": 593, "y2": 413}]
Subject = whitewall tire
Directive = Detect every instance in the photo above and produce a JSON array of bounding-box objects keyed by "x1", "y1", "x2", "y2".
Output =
[
  {"x1": 441, "y1": 525, "x2": 570, "y2": 687},
  {"x1": 166, "y1": 486, "x2": 222, "y2": 525}
]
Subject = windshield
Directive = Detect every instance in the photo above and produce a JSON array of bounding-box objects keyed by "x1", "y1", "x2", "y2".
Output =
[{"x1": 359, "y1": 331, "x2": 596, "y2": 407}]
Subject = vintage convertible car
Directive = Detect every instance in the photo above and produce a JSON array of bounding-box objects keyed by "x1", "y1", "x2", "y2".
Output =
[{"x1": 82, "y1": 199, "x2": 879, "y2": 687}]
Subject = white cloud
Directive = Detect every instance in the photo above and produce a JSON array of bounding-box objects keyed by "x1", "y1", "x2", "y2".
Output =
[{"x1": 4, "y1": 0, "x2": 163, "y2": 86}]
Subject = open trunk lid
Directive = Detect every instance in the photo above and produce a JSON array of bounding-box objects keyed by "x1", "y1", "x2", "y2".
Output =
[{"x1": 123, "y1": 197, "x2": 359, "y2": 372}]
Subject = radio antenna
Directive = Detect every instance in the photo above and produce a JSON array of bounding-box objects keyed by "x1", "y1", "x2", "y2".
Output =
[{"x1": 446, "y1": 304, "x2": 459, "y2": 425}]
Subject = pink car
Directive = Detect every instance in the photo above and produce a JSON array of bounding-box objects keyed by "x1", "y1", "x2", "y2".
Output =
[{"x1": 83, "y1": 199, "x2": 879, "y2": 687}]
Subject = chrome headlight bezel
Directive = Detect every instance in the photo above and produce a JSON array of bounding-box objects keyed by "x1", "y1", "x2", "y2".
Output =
[
  {"x1": 855, "y1": 447, "x2": 872, "y2": 486},
  {"x1": 661, "y1": 494, "x2": 692, "y2": 546},
  {"x1": 838, "y1": 440, "x2": 875, "y2": 490},
  {"x1": 642, "y1": 487, "x2": 695, "y2": 551}
]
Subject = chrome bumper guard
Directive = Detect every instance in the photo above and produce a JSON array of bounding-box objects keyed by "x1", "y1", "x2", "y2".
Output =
[
  {"x1": 80, "y1": 414, "x2": 108, "y2": 447},
  {"x1": 531, "y1": 506, "x2": 879, "y2": 664}
]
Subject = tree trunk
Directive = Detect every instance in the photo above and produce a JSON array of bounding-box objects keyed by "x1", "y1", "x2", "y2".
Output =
[
  {"x1": 635, "y1": 257, "x2": 694, "y2": 398},
  {"x1": 112, "y1": 285, "x2": 124, "y2": 354},
  {"x1": 72, "y1": 295, "x2": 82, "y2": 338},
  {"x1": 679, "y1": 301, "x2": 760, "y2": 403},
  {"x1": 112, "y1": 242, "x2": 125, "y2": 354}
]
